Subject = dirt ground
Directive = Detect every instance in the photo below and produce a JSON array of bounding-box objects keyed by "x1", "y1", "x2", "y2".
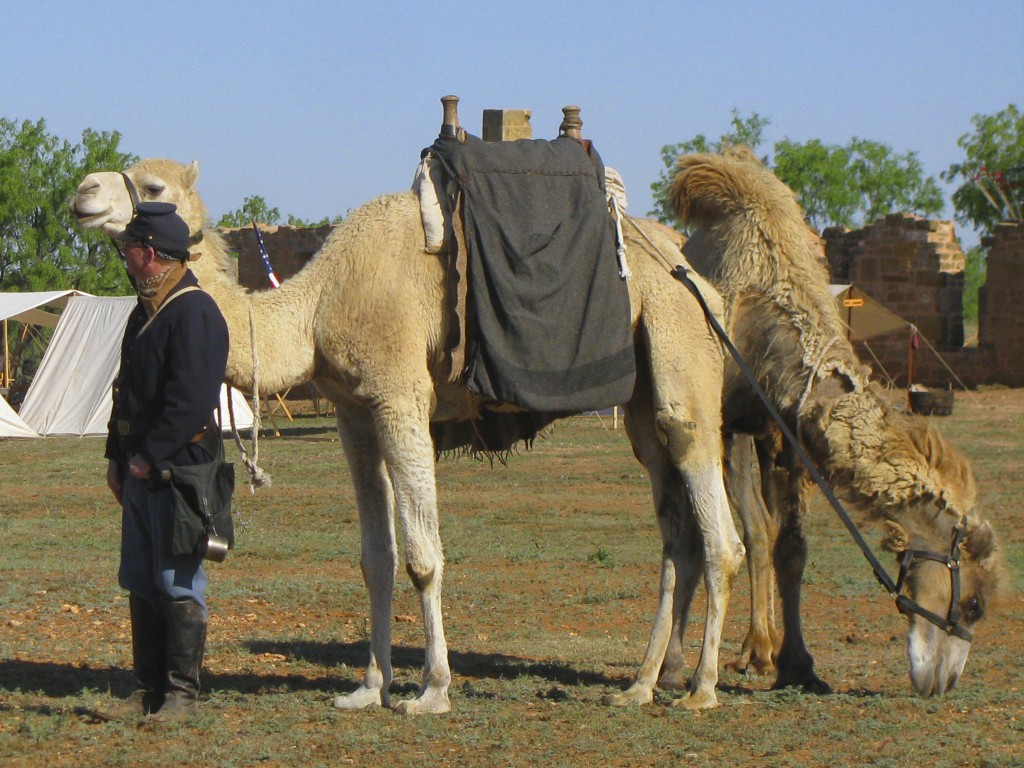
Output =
[{"x1": 0, "y1": 386, "x2": 1022, "y2": 766}]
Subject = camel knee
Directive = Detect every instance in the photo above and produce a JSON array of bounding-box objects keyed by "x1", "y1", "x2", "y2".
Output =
[
  {"x1": 655, "y1": 412, "x2": 700, "y2": 457},
  {"x1": 405, "y1": 561, "x2": 438, "y2": 592}
]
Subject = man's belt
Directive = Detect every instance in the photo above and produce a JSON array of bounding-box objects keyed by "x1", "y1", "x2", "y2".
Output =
[{"x1": 114, "y1": 419, "x2": 208, "y2": 443}]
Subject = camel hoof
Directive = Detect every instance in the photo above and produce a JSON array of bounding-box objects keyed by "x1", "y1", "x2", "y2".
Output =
[
  {"x1": 603, "y1": 687, "x2": 654, "y2": 707},
  {"x1": 772, "y1": 675, "x2": 832, "y2": 695},
  {"x1": 391, "y1": 690, "x2": 451, "y2": 715},
  {"x1": 725, "y1": 655, "x2": 776, "y2": 676},
  {"x1": 670, "y1": 689, "x2": 720, "y2": 711},
  {"x1": 332, "y1": 686, "x2": 386, "y2": 710},
  {"x1": 656, "y1": 672, "x2": 690, "y2": 692}
]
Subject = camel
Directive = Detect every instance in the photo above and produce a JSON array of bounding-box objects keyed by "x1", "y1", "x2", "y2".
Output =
[
  {"x1": 655, "y1": 149, "x2": 1004, "y2": 698},
  {"x1": 69, "y1": 155, "x2": 746, "y2": 713}
]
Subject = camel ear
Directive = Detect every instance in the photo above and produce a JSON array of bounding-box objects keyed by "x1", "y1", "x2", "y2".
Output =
[
  {"x1": 961, "y1": 520, "x2": 996, "y2": 564},
  {"x1": 184, "y1": 160, "x2": 200, "y2": 190},
  {"x1": 881, "y1": 520, "x2": 910, "y2": 553}
]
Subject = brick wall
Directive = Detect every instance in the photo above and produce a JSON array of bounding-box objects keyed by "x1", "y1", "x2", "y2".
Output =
[
  {"x1": 979, "y1": 221, "x2": 1024, "y2": 385},
  {"x1": 218, "y1": 224, "x2": 335, "y2": 290},
  {"x1": 823, "y1": 215, "x2": 1021, "y2": 387}
]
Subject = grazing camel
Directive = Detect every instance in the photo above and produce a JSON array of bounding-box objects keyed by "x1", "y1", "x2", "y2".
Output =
[
  {"x1": 70, "y1": 154, "x2": 745, "y2": 713},
  {"x1": 661, "y1": 150, "x2": 1004, "y2": 697}
]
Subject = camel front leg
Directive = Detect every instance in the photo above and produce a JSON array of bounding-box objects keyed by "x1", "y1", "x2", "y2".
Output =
[
  {"x1": 333, "y1": 405, "x2": 397, "y2": 711},
  {"x1": 378, "y1": 406, "x2": 451, "y2": 715},
  {"x1": 772, "y1": 466, "x2": 830, "y2": 694}
]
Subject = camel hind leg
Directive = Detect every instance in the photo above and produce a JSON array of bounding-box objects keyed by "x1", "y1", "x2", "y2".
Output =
[
  {"x1": 724, "y1": 433, "x2": 781, "y2": 676},
  {"x1": 606, "y1": 319, "x2": 743, "y2": 710},
  {"x1": 604, "y1": 381, "x2": 705, "y2": 707},
  {"x1": 772, "y1": 458, "x2": 830, "y2": 694}
]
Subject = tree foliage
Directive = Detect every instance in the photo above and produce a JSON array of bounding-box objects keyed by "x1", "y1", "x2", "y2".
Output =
[
  {"x1": 216, "y1": 196, "x2": 345, "y2": 228},
  {"x1": 215, "y1": 195, "x2": 282, "y2": 228},
  {"x1": 773, "y1": 137, "x2": 943, "y2": 231},
  {"x1": 0, "y1": 118, "x2": 137, "y2": 294},
  {"x1": 961, "y1": 245, "x2": 986, "y2": 325},
  {"x1": 285, "y1": 212, "x2": 346, "y2": 227},
  {"x1": 648, "y1": 110, "x2": 770, "y2": 227},
  {"x1": 942, "y1": 104, "x2": 1024, "y2": 236},
  {"x1": 649, "y1": 114, "x2": 945, "y2": 232}
]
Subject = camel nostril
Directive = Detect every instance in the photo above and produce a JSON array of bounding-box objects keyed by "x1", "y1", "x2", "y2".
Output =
[{"x1": 76, "y1": 180, "x2": 100, "y2": 194}]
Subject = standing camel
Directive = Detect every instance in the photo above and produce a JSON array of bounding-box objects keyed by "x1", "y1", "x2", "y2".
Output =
[
  {"x1": 663, "y1": 150, "x2": 1004, "y2": 697},
  {"x1": 70, "y1": 155, "x2": 745, "y2": 713}
]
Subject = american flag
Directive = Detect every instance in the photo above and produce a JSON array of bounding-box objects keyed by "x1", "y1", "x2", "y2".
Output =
[{"x1": 251, "y1": 220, "x2": 281, "y2": 289}]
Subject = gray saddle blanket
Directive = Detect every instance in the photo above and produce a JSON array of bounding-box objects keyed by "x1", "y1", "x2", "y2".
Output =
[{"x1": 430, "y1": 133, "x2": 635, "y2": 413}]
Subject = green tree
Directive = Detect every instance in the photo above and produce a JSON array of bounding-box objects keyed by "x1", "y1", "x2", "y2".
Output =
[
  {"x1": 285, "y1": 213, "x2": 346, "y2": 227},
  {"x1": 0, "y1": 118, "x2": 136, "y2": 293},
  {"x1": 773, "y1": 137, "x2": 943, "y2": 231},
  {"x1": 216, "y1": 196, "x2": 282, "y2": 228},
  {"x1": 648, "y1": 110, "x2": 770, "y2": 226},
  {"x1": 216, "y1": 196, "x2": 345, "y2": 228},
  {"x1": 650, "y1": 114, "x2": 945, "y2": 232},
  {"x1": 942, "y1": 104, "x2": 1024, "y2": 236},
  {"x1": 961, "y1": 245, "x2": 987, "y2": 325},
  {"x1": 771, "y1": 139, "x2": 860, "y2": 230}
]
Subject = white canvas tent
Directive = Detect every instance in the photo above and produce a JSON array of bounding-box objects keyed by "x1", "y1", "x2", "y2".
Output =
[
  {"x1": 829, "y1": 284, "x2": 909, "y2": 341},
  {"x1": 1, "y1": 290, "x2": 91, "y2": 437},
  {"x1": 0, "y1": 392, "x2": 37, "y2": 437},
  {"x1": 4, "y1": 294, "x2": 253, "y2": 437}
]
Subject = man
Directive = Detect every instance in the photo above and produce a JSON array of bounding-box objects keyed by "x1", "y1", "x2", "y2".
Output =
[{"x1": 101, "y1": 202, "x2": 229, "y2": 722}]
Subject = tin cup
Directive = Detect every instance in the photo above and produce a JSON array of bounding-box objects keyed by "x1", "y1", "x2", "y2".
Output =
[{"x1": 199, "y1": 533, "x2": 229, "y2": 562}]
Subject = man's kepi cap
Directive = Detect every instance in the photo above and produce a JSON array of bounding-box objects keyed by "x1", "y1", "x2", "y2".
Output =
[{"x1": 114, "y1": 202, "x2": 191, "y2": 259}]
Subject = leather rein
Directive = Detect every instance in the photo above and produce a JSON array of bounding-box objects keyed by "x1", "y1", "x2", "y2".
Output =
[{"x1": 668, "y1": 261, "x2": 972, "y2": 643}]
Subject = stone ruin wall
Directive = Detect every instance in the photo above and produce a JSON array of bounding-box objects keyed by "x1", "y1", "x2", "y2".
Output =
[
  {"x1": 825, "y1": 215, "x2": 1022, "y2": 388},
  {"x1": 219, "y1": 224, "x2": 335, "y2": 287},
  {"x1": 978, "y1": 221, "x2": 1024, "y2": 386}
]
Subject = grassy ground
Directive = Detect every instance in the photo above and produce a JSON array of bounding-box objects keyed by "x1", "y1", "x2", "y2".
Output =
[{"x1": 1, "y1": 388, "x2": 1021, "y2": 767}]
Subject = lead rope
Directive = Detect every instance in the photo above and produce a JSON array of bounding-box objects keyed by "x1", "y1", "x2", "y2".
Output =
[{"x1": 229, "y1": 303, "x2": 272, "y2": 491}]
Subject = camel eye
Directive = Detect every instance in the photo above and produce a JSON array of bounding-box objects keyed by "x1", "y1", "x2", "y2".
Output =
[
  {"x1": 142, "y1": 183, "x2": 166, "y2": 198},
  {"x1": 963, "y1": 597, "x2": 983, "y2": 623}
]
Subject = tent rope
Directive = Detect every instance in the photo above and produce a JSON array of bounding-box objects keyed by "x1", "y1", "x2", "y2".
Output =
[{"x1": 915, "y1": 330, "x2": 979, "y2": 405}]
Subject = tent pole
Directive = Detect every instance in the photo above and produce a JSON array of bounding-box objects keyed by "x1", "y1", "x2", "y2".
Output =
[
  {"x1": 907, "y1": 324, "x2": 917, "y2": 410},
  {"x1": 2, "y1": 318, "x2": 8, "y2": 389}
]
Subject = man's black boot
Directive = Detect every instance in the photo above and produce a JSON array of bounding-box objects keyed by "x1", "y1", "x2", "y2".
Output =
[{"x1": 151, "y1": 599, "x2": 207, "y2": 723}]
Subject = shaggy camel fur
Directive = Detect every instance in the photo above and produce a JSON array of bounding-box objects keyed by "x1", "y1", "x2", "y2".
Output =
[
  {"x1": 70, "y1": 158, "x2": 745, "y2": 713},
  {"x1": 664, "y1": 150, "x2": 1003, "y2": 697}
]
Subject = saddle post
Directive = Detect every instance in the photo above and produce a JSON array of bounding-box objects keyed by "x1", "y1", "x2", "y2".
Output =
[
  {"x1": 559, "y1": 105, "x2": 583, "y2": 140},
  {"x1": 440, "y1": 95, "x2": 461, "y2": 139}
]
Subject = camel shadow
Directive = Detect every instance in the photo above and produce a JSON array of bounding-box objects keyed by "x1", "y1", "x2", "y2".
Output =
[
  {"x1": 0, "y1": 641, "x2": 619, "y2": 701},
  {"x1": 246, "y1": 638, "x2": 620, "y2": 690}
]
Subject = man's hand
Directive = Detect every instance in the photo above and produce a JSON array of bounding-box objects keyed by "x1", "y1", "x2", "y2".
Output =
[
  {"x1": 128, "y1": 454, "x2": 153, "y2": 480},
  {"x1": 107, "y1": 460, "x2": 124, "y2": 504}
]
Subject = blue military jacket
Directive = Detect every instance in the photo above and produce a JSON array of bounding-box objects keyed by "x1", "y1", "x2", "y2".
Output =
[{"x1": 105, "y1": 271, "x2": 229, "y2": 472}]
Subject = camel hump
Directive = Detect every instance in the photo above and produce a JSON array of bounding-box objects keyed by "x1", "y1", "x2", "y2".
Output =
[{"x1": 669, "y1": 150, "x2": 775, "y2": 229}]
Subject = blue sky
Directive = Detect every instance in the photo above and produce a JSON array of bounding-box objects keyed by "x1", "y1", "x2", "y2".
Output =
[{"x1": 3, "y1": 1, "x2": 1022, "y2": 246}]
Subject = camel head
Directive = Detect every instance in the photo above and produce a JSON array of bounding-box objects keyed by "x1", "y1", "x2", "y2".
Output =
[
  {"x1": 872, "y1": 419, "x2": 1003, "y2": 697},
  {"x1": 69, "y1": 158, "x2": 208, "y2": 238}
]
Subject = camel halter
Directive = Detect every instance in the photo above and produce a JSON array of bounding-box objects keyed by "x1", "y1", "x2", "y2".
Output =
[{"x1": 624, "y1": 215, "x2": 974, "y2": 643}]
